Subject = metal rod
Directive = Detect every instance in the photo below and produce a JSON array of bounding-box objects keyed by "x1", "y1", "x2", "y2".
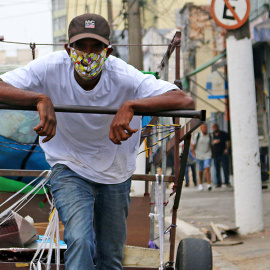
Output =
[
  {"x1": 169, "y1": 117, "x2": 180, "y2": 263},
  {"x1": 169, "y1": 135, "x2": 191, "y2": 264},
  {"x1": 0, "y1": 170, "x2": 174, "y2": 182},
  {"x1": 153, "y1": 117, "x2": 204, "y2": 166},
  {"x1": 0, "y1": 104, "x2": 205, "y2": 119},
  {"x1": 173, "y1": 134, "x2": 191, "y2": 210}
]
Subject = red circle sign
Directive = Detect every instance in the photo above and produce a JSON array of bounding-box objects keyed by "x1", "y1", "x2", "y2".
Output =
[{"x1": 211, "y1": 0, "x2": 250, "y2": 30}]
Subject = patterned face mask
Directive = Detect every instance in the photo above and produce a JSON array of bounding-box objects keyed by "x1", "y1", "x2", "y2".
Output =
[{"x1": 70, "y1": 47, "x2": 108, "y2": 80}]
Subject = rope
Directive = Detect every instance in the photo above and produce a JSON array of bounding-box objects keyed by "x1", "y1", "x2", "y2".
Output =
[
  {"x1": 0, "y1": 143, "x2": 44, "y2": 153},
  {"x1": 0, "y1": 170, "x2": 51, "y2": 224},
  {"x1": 138, "y1": 131, "x2": 175, "y2": 156},
  {"x1": 0, "y1": 40, "x2": 171, "y2": 47},
  {"x1": 141, "y1": 127, "x2": 179, "y2": 140}
]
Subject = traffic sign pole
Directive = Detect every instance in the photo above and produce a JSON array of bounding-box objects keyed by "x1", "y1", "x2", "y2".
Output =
[
  {"x1": 226, "y1": 21, "x2": 264, "y2": 234},
  {"x1": 211, "y1": 0, "x2": 264, "y2": 234}
]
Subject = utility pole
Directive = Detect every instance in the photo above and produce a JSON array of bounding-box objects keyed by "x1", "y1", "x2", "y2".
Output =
[
  {"x1": 107, "y1": 0, "x2": 113, "y2": 27},
  {"x1": 127, "y1": 0, "x2": 143, "y2": 70},
  {"x1": 211, "y1": 0, "x2": 263, "y2": 234},
  {"x1": 226, "y1": 20, "x2": 264, "y2": 234},
  {"x1": 107, "y1": 0, "x2": 120, "y2": 57}
]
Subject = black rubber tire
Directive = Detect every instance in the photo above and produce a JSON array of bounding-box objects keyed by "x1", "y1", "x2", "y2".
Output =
[{"x1": 175, "y1": 238, "x2": 212, "y2": 270}]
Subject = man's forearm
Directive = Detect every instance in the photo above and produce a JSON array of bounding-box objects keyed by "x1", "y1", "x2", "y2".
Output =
[
  {"x1": 0, "y1": 79, "x2": 46, "y2": 106},
  {"x1": 123, "y1": 89, "x2": 195, "y2": 113}
]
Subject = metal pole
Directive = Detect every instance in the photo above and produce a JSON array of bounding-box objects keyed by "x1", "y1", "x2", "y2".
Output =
[
  {"x1": 169, "y1": 29, "x2": 182, "y2": 265},
  {"x1": 149, "y1": 125, "x2": 157, "y2": 241},
  {"x1": 0, "y1": 104, "x2": 204, "y2": 118},
  {"x1": 227, "y1": 21, "x2": 264, "y2": 234}
]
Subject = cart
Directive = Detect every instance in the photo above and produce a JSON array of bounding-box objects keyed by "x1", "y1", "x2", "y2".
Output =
[
  {"x1": 0, "y1": 31, "x2": 212, "y2": 269},
  {"x1": 0, "y1": 104, "x2": 211, "y2": 270}
]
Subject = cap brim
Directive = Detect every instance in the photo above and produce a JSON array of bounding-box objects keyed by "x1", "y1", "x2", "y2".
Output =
[{"x1": 70, "y1": 33, "x2": 109, "y2": 45}]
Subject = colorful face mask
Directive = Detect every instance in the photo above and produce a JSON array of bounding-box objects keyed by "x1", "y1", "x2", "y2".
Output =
[{"x1": 70, "y1": 47, "x2": 108, "y2": 80}]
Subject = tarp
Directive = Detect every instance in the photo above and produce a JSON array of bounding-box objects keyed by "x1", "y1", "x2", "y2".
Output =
[
  {"x1": 0, "y1": 135, "x2": 50, "y2": 183},
  {"x1": 0, "y1": 176, "x2": 47, "y2": 194}
]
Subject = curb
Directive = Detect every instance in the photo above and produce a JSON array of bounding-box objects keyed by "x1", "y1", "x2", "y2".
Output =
[
  {"x1": 164, "y1": 216, "x2": 240, "y2": 269},
  {"x1": 165, "y1": 216, "x2": 209, "y2": 241}
]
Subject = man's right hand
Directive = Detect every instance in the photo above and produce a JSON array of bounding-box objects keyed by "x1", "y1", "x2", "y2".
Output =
[
  {"x1": 0, "y1": 80, "x2": 56, "y2": 143},
  {"x1": 33, "y1": 95, "x2": 57, "y2": 143}
]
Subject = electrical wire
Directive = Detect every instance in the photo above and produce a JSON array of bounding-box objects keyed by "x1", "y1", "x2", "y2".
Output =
[
  {"x1": 189, "y1": 91, "x2": 222, "y2": 112},
  {"x1": 189, "y1": 78, "x2": 226, "y2": 105},
  {"x1": 142, "y1": 0, "x2": 177, "y2": 28}
]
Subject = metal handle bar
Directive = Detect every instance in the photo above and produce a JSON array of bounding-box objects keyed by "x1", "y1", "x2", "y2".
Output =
[{"x1": 0, "y1": 104, "x2": 206, "y2": 120}]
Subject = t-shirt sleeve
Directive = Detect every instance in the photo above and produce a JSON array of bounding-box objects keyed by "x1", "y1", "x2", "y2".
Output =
[
  {"x1": 133, "y1": 71, "x2": 179, "y2": 99},
  {"x1": 0, "y1": 57, "x2": 46, "y2": 93}
]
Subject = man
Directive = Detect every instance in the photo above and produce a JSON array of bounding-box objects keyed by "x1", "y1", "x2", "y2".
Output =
[
  {"x1": 180, "y1": 141, "x2": 197, "y2": 187},
  {"x1": 192, "y1": 123, "x2": 213, "y2": 191},
  {"x1": 0, "y1": 14, "x2": 194, "y2": 270},
  {"x1": 212, "y1": 123, "x2": 231, "y2": 187}
]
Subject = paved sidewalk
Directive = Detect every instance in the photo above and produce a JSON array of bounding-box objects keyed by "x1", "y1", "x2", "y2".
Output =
[{"x1": 166, "y1": 183, "x2": 270, "y2": 270}]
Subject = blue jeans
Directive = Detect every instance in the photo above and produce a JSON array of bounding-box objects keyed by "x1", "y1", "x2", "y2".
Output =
[
  {"x1": 50, "y1": 164, "x2": 131, "y2": 270},
  {"x1": 214, "y1": 154, "x2": 229, "y2": 185}
]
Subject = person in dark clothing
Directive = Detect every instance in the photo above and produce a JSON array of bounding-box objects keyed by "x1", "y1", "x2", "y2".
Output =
[
  {"x1": 212, "y1": 123, "x2": 231, "y2": 187},
  {"x1": 185, "y1": 149, "x2": 197, "y2": 187}
]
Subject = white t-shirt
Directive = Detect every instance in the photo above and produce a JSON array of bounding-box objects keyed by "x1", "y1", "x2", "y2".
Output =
[
  {"x1": 193, "y1": 132, "x2": 212, "y2": 160},
  {"x1": 1, "y1": 51, "x2": 178, "y2": 184}
]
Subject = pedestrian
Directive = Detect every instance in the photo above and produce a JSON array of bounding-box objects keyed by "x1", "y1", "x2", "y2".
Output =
[
  {"x1": 180, "y1": 141, "x2": 197, "y2": 187},
  {"x1": 192, "y1": 123, "x2": 213, "y2": 191},
  {"x1": 185, "y1": 148, "x2": 197, "y2": 187},
  {"x1": 212, "y1": 123, "x2": 231, "y2": 187},
  {"x1": 0, "y1": 13, "x2": 194, "y2": 270}
]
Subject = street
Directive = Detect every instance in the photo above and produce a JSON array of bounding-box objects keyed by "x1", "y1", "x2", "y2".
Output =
[{"x1": 174, "y1": 184, "x2": 270, "y2": 270}]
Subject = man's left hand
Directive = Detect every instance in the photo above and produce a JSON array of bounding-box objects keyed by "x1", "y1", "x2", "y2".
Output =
[{"x1": 109, "y1": 102, "x2": 138, "y2": 145}]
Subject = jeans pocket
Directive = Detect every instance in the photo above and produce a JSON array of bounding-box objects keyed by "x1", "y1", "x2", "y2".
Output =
[{"x1": 49, "y1": 164, "x2": 68, "y2": 185}]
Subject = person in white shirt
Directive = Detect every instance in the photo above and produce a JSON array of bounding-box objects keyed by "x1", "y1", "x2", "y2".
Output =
[
  {"x1": 192, "y1": 123, "x2": 213, "y2": 191},
  {"x1": 0, "y1": 13, "x2": 195, "y2": 270}
]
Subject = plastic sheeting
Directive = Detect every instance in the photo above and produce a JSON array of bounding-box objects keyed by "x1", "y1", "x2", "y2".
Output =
[
  {"x1": 0, "y1": 110, "x2": 40, "y2": 144},
  {"x1": 0, "y1": 110, "x2": 50, "y2": 183}
]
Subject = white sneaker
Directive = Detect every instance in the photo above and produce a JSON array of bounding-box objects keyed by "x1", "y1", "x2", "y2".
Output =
[
  {"x1": 198, "y1": 184, "x2": 203, "y2": 191},
  {"x1": 207, "y1": 184, "x2": 212, "y2": 191}
]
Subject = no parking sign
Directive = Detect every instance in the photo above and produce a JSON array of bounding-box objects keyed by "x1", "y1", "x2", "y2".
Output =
[{"x1": 211, "y1": 0, "x2": 250, "y2": 30}]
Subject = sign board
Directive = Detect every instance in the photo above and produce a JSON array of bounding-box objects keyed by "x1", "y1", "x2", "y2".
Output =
[
  {"x1": 211, "y1": 0, "x2": 250, "y2": 30},
  {"x1": 206, "y1": 71, "x2": 228, "y2": 99}
]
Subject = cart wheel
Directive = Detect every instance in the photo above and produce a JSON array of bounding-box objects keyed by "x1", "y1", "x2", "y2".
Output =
[{"x1": 175, "y1": 238, "x2": 212, "y2": 270}]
